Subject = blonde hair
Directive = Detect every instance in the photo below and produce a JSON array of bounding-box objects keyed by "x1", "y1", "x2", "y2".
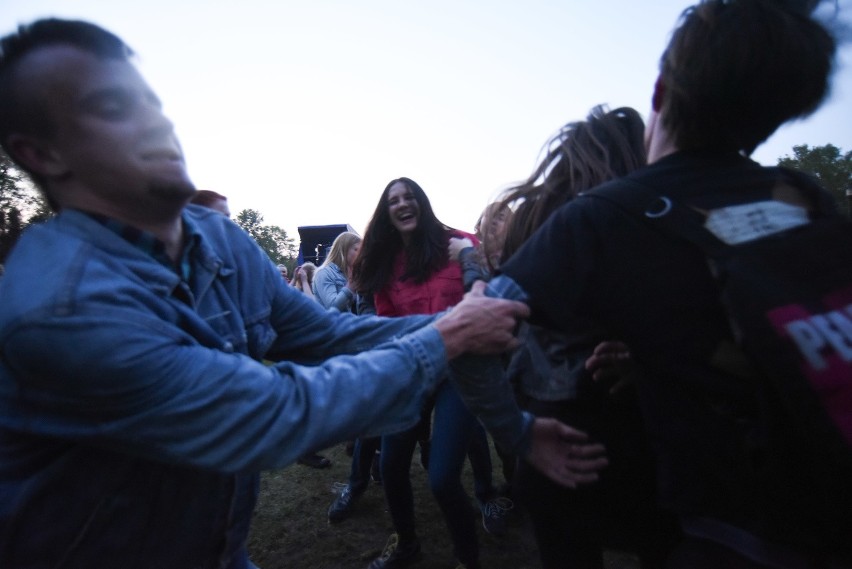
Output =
[
  {"x1": 321, "y1": 231, "x2": 361, "y2": 276},
  {"x1": 292, "y1": 262, "x2": 317, "y2": 292},
  {"x1": 475, "y1": 202, "x2": 512, "y2": 271}
]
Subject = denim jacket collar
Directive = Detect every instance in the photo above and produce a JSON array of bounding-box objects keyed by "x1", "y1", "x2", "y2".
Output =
[{"x1": 56, "y1": 208, "x2": 236, "y2": 304}]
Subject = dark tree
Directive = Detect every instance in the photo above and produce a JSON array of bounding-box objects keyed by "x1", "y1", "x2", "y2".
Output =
[
  {"x1": 778, "y1": 144, "x2": 852, "y2": 216},
  {"x1": 0, "y1": 151, "x2": 51, "y2": 262},
  {"x1": 235, "y1": 208, "x2": 296, "y2": 265}
]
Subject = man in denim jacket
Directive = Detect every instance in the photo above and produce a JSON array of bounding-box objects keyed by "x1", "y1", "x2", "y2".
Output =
[{"x1": 0, "y1": 19, "x2": 605, "y2": 569}]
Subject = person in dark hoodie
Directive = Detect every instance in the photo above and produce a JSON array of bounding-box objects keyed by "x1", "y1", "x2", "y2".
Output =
[{"x1": 452, "y1": 1, "x2": 850, "y2": 567}]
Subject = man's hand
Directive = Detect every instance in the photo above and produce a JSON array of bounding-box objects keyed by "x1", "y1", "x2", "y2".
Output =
[
  {"x1": 435, "y1": 281, "x2": 529, "y2": 359},
  {"x1": 525, "y1": 417, "x2": 608, "y2": 488}
]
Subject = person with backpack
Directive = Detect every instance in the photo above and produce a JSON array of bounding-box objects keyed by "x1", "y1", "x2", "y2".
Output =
[
  {"x1": 452, "y1": 107, "x2": 681, "y2": 569},
  {"x1": 452, "y1": 0, "x2": 851, "y2": 567}
]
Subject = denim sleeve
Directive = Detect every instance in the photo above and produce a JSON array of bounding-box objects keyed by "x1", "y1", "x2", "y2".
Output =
[
  {"x1": 356, "y1": 293, "x2": 377, "y2": 316},
  {"x1": 458, "y1": 247, "x2": 490, "y2": 292},
  {"x1": 312, "y1": 264, "x2": 353, "y2": 311},
  {"x1": 330, "y1": 287, "x2": 356, "y2": 312},
  {"x1": 0, "y1": 309, "x2": 447, "y2": 474},
  {"x1": 264, "y1": 276, "x2": 439, "y2": 364},
  {"x1": 449, "y1": 274, "x2": 535, "y2": 457}
]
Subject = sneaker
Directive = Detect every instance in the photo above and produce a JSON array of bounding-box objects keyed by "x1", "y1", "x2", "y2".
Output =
[
  {"x1": 367, "y1": 533, "x2": 421, "y2": 569},
  {"x1": 297, "y1": 453, "x2": 331, "y2": 469},
  {"x1": 480, "y1": 496, "x2": 513, "y2": 536},
  {"x1": 328, "y1": 483, "x2": 363, "y2": 523}
]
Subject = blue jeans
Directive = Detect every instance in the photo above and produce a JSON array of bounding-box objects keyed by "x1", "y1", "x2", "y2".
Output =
[
  {"x1": 348, "y1": 436, "x2": 381, "y2": 492},
  {"x1": 380, "y1": 380, "x2": 494, "y2": 566}
]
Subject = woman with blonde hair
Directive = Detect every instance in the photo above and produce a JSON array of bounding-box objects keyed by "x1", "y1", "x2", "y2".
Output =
[
  {"x1": 291, "y1": 262, "x2": 317, "y2": 299},
  {"x1": 312, "y1": 231, "x2": 361, "y2": 312}
]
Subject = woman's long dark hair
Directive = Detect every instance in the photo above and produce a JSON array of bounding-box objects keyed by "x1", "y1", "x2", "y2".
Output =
[
  {"x1": 500, "y1": 105, "x2": 646, "y2": 261},
  {"x1": 352, "y1": 177, "x2": 452, "y2": 296}
]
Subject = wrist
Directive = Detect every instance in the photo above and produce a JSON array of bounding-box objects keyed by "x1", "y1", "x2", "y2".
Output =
[{"x1": 433, "y1": 312, "x2": 466, "y2": 360}]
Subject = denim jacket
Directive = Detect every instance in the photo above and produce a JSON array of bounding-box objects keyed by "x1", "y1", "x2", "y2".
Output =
[
  {"x1": 311, "y1": 261, "x2": 354, "y2": 311},
  {"x1": 0, "y1": 206, "x2": 446, "y2": 569},
  {"x1": 438, "y1": 274, "x2": 535, "y2": 461}
]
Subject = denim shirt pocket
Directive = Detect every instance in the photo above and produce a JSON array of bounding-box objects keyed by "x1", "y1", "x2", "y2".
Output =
[{"x1": 242, "y1": 307, "x2": 276, "y2": 360}]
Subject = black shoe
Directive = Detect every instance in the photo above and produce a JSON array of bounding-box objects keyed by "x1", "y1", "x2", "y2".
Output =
[
  {"x1": 298, "y1": 453, "x2": 331, "y2": 469},
  {"x1": 328, "y1": 484, "x2": 363, "y2": 523},
  {"x1": 367, "y1": 534, "x2": 421, "y2": 569},
  {"x1": 480, "y1": 496, "x2": 513, "y2": 536}
]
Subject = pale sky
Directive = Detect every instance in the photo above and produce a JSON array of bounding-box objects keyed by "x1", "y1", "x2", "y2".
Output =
[{"x1": 3, "y1": 0, "x2": 851, "y2": 242}]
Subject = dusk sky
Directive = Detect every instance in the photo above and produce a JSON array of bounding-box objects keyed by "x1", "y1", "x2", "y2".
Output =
[{"x1": 3, "y1": 0, "x2": 851, "y2": 240}]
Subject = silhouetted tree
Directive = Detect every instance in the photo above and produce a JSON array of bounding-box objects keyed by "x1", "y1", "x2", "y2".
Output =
[
  {"x1": 778, "y1": 144, "x2": 852, "y2": 216},
  {"x1": 0, "y1": 151, "x2": 51, "y2": 262},
  {"x1": 235, "y1": 208, "x2": 296, "y2": 265}
]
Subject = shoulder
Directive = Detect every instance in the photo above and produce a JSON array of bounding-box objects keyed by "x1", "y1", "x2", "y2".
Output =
[
  {"x1": 316, "y1": 262, "x2": 343, "y2": 279},
  {"x1": 0, "y1": 212, "x2": 105, "y2": 314},
  {"x1": 448, "y1": 229, "x2": 479, "y2": 246},
  {"x1": 184, "y1": 205, "x2": 253, "y2": 247},
  {"x1": 184, "y1": 206, "x2": 275, "y2": 280},
  {"x1": 0, "y1": 214, "x2": 150, "y2": 335}
]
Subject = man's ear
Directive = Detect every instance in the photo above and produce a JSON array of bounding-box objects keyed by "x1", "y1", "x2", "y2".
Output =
[
  {"x1": 5, "y1": 134, "x2": 68, "y2": 178},
  {"x1": 651, "y1": 75, "x2": 665, "y2": 112}
]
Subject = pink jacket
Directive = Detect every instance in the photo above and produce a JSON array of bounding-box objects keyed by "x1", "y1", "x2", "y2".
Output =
[{"x1": 375, "y1": 230, "x2": 478, "y2": 317}]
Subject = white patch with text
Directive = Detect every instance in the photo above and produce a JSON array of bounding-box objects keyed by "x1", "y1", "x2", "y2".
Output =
[{"x1": 705, "y1": 201, "x2": 808, "y2": 245}]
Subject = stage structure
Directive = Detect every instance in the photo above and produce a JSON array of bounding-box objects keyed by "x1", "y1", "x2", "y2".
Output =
[{"x1": 296, "y1": 224, "x2": 357, "y2": 266}]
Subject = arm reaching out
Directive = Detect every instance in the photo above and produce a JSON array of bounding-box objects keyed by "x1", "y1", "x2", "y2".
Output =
[
  {"x1": 526, "y1": 418, "x2": 608, "y2": 488},
  {"x1": 447, "y1": 277, "x2": 608, "y2": 488},
  {"x1": 450, "y1": 351, "x2": 609, "y2": 488}
]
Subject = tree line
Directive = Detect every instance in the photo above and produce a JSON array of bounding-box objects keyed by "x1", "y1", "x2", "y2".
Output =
[
  {"x1": 1, "y1": 144, "x2": 850, "y2": 265},
  {"x1": 0, "y1": 150, "x2": 297, "y2": 267}
]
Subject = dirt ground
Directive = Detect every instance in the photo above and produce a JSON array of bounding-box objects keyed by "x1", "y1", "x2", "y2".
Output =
[{"x1": 247, "y1": 442, "x2": 640, "y2": 569}]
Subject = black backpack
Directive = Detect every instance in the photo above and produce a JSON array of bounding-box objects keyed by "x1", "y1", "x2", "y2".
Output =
[{"x1": 592, "y1": 169, "x2": 852, "y2": 551}]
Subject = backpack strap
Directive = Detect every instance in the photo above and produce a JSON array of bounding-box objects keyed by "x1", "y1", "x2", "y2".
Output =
[
  {"x1": 587, "y1": 178, "x2": 731, "y2": 259},
  {"x1": 588, "y1": 166, "x2": 836, "y2": 259}
]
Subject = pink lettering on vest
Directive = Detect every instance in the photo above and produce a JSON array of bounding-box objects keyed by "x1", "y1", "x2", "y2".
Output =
[{"x1": 768, "y1": 286, "x2": 852, "y2": 446}]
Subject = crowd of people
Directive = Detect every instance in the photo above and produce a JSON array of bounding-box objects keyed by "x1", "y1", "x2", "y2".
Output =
[{"x1": 0, "y1": 1, "x2": 850, "y2": 568}]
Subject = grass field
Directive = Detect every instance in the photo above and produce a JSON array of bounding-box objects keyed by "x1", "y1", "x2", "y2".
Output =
[{"x1": 247, "y1": 441, "x2": 640, "y2": 569}]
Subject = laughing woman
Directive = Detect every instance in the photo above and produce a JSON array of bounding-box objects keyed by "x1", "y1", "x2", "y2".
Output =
[{"x1": 352, "y1": 177, "x2": 500, "y2": 569}]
